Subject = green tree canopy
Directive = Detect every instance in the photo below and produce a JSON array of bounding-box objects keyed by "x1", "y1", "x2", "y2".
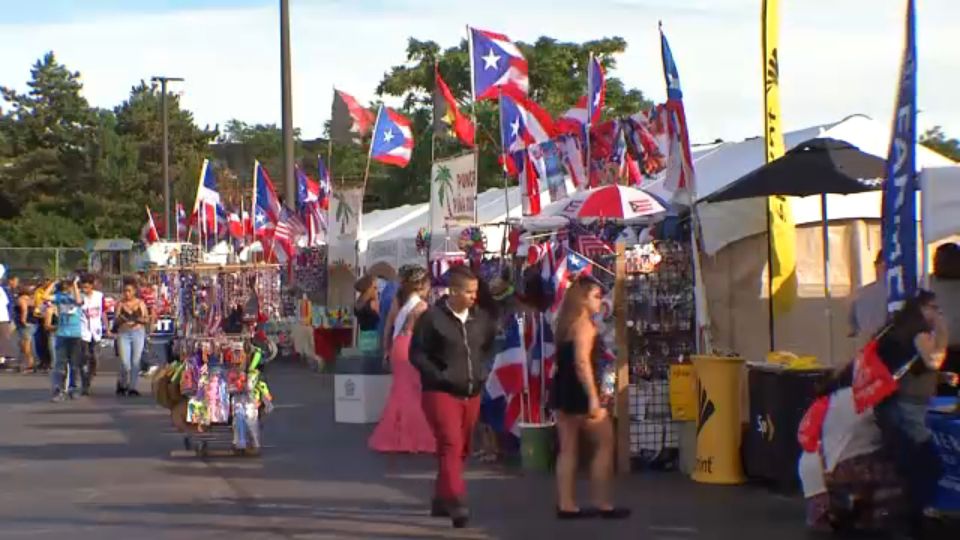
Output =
[{"x1": 921, "y1": 126, "x2": 960, "y2": 162}]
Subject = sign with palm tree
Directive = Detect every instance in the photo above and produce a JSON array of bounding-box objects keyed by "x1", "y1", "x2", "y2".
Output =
[
  {"x1": 331, "y1": 187, "x2": 362, "y2": 237},
  {"x1": 430, "y1": 153, "x2": 477, "y2": 231}
]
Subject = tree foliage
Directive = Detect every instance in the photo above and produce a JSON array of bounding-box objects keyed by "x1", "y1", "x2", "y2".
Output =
[
  {"x1": 0, "y1": 54, "x2": 215, "y2": 246},
  {"x1": 920, "y1": 126, "x2": 960, "y2": 162}
]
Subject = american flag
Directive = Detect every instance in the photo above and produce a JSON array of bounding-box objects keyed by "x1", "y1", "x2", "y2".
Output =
[
  {"x1": 577, "y1": 234, "x2": 613, "y2": 258},
  {"x1": 273, "y1": 205, "x2": 306, "y2": 260}
]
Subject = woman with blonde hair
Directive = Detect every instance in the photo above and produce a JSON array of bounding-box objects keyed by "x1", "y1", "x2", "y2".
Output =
[
  {"x1": 368, "y1": 266, "x2": 436, "y2": 454},
  {"x1": 551, "y1": 275, "x2": 628, "y2": 520}
]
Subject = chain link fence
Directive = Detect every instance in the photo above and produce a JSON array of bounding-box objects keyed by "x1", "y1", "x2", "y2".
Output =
[{"x1": 0, "y1": 247, "x2": 89, "y2": 281}]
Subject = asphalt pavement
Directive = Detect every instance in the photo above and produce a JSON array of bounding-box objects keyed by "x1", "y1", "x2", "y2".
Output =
[{"x1": 0, "y1": 358, "x2": 818, "y2": 540}]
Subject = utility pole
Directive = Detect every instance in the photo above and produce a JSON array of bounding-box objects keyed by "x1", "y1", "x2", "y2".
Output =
[
  {"x1": 151, "y1": 75, "x2": 184, "y2": 241},
  {"x1": 280, "y1": 0, "x2": 296, "y2": 205}
]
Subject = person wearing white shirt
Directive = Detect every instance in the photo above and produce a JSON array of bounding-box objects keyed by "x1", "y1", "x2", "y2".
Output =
[{"x1": 79, "y1": 274, "x2": 107, "y2": 391}]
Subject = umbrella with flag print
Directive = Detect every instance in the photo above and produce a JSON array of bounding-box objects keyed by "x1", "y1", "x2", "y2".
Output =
[{"x1": 539, "y1": 184, "x2": 666, "y2": 221}]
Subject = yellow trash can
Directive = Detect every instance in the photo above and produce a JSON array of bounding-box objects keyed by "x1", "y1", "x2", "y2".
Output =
[{"x1": 691, "y1": 355, "x2": 746, "y2": 485}]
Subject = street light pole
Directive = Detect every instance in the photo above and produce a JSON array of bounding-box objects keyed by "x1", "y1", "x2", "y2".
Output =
[
  {"x1": 280, "y1": 0, "x2": 296, "y2": 205},
  {"x1": 151, "y1": 75, "x2": 184, "y2": 241}
]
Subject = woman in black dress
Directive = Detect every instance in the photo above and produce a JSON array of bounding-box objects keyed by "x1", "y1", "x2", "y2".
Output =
[{"x1": 552, "y1": 276, "x2": 628, "y2": 520}]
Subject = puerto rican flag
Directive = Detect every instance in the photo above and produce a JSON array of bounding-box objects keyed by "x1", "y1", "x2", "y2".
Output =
[
  {"x1": 557, "y1": 55, "x2": 606, "y2": 135},
  {"x1": 485, "y1": 315, "x2": 527, "y2": 436},
  {"x1": 370, "y1": 106, "x2": 414, "y2": 168},
  {"x1": 469, "y1": 27, "x2": 529, "y2": 100},
  {"x1": 191, "y1": 159, "x2": 221, "y2": 240},
  {"x1": 253, "y1": 160, "x2": 281, "y2": 239},
  {"x1": 499, "y1": 85, "x2": 555, "y2": 155},
  {"x1": 550, "y1": 248, "x2": 592, "y2": 313},
  {"x1": 660, "y1": 27, "x2": 696, "y2": 194},
  {"x1": 317, "y1": 155, "x2": 331, "y2": 210},
  {"x1": 175, "y1": 202, "x2": 187, "y2": 242},
  {"x1": 296, "y1": 165, "x2": 326, "y2": 246}
]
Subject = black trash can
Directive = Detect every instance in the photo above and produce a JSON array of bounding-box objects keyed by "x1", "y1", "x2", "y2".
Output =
[{"x1": 743, "y1": 364, "x2": 832, "y2": 491}]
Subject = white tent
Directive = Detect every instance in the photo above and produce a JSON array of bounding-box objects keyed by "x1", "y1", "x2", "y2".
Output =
[
  {"x1": 362, "y1": 186, "x2": 526, "y2": 269},
  {"x1": 690, "y1": 114, "x2": 955, "y2": 255},
  {"x1": 921, "y1": 166, "x2": 960, "y2": 243},
  {"x1": 687, "y1": 114, "x2": 955, "y2": 366}
]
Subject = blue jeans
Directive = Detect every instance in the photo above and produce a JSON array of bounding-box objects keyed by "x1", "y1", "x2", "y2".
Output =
[
  {"x1": 875, "y1": 397, "x2": 943, "y2": 517},
  {"x1": 117, "y1": 328, "x2": 146, "y2": 390},
  {"x1": 51, "y1": 336, "x2": 83, "y2": 395}
]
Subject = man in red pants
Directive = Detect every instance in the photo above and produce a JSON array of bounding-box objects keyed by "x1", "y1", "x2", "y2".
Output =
[{"x1": 410, "y1": 266, "x2": 495, "y2": 528}]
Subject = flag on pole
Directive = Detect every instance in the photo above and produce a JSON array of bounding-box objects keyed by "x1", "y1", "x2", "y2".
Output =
[
  {"x1": 253, "y1": 160, "x2": 282, "y2": 239},
  {"x1": 317, "y1": 155, "x2": 331, "y2": 210},
  {"x1": 330, "y1": 89, "x2": 376, "y2": 144},
  {"x1": 882, "y1": 0, "x2": 918, "y2": 312},
  {"x1": 434, "y1": 64, "x2": 476, "y2": 147},
  {"x1": 191, "y1": 159, "x2": 221, "y2": 241},
  {"x1": 762, "y1": 0, "x2": 798, "y2": 314},
  {"x1": 370, "y1": 106, "x2": 414, "y2": 168},
  {"x1": 468, "y1": 27, "x2": 529, "y2": 100},
  {"x1": 296, "y1": 165, "x2": 326, "y2": 246},
  {"x1": 659, "y1": 27, "x2": 696, "y2": 194},
  {"x1": 586, "y1": 54, "x2": 606, "y2": 127},
  {"x1": 175, "y1": 202, "x2": 187, "y2": 242},
  {"x1": 498, "y1": 85, "x2": 556, "y2": 154},
  {"x1": 142, "y1": 206, "x2": 160, "y2": 245}
]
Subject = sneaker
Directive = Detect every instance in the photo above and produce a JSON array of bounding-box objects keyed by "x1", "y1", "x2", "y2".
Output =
[
  {"x1": 66, "y1": 390, "x2": 77, "y2": 400},
  {"x1": 80, "y1": 387, "x2": 91, "y2": 397},
  {"x1": 116, "y1": 384, "x2": 126, "y2": 397},
  {"x1": 127, "y1": 389, "x2": 141, "y2": 397},
  {"x1": 448, "y1": 503, "x2": 469, "y2": 529},
  {"x1": 430, "y1": 499, "x2": 449, "y2": 518},
  {"x1": 50, "y1": 393, "x2": 66, "y2": 403}
]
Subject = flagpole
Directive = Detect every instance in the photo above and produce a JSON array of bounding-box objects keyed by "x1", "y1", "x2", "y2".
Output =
[
  {"x1": 585, "y1": 51, "x2": 594, "y2": 188},
  {"x1": 467, "y1": 24, "x2": 495, "y2": 229}
]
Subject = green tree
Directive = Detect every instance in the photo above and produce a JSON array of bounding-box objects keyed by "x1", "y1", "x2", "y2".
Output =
[
  {"x1": 921, "y1": 126, "x2": 960, "y2": 162},
  {"x1": 374, "y1": 35, "x2": 654, "y2": 205},
  {"x1": 0, "y1": 52, "x2": 101, "y2": 244},
  {"x1": 114, "y1": 81, "x2": 217, "y2": 221}
]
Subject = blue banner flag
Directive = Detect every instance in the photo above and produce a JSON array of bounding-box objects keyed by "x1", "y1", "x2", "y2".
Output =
[{"x1": 882, "y1": 0, "x2": 918, "y2": 313}]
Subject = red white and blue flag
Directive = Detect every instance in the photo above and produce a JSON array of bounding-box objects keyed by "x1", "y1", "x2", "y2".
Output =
[
  {"x1": 557, "y1": 55, "x2": 606, "y2": 135},
  {"x1": 253, "y1": 160, "x2": 281, "y2": 238},
  {"x1": 142, "y1": 205, "x2": 160, "y2": 245},
  {"x1": 499, "y1": 84, "x2": 555, "y2": 154},
  {"x1": 317, "y1": 155, "x2": 331, "y2": 211},
  {"x1": 660, "y1": 27, "x2": 696, "y2": 193},
  {"x1": 370, "y1": 106, "x2": 414, "y2": 168},
  {"x1": 296, "y1": 165, "x2": 326, "y2": 246},
  {"x1": 176, "y1": 202, "x2": 187, "y2": 242},
  {"x1": 549, "y1": 248, "x2": 593, "y2": 313},
  {"x1": 191, "y1": 159, "x2": 221, "y2": 240},
  {"x1": 485, "y1": 315, "x2": 527, "y2": 436},
  {"x1": 469, "y1": 27, "x2": 529, "y2": 100}
]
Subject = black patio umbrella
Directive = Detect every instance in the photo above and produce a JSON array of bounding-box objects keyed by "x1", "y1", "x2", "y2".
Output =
[
  {"x1": 701, "y1": 137, "x2": 887, "y2": 364},
  {"x1": 703, "y1": 137, "x2": 886, "y2": 203}
]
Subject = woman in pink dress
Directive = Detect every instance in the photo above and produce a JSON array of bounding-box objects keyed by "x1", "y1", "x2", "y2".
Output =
[{"x1": 368, "y1": 267, "x2": 436, "y2": 453}]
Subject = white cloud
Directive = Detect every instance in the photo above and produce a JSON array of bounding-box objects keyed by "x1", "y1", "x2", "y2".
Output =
[{"x1": 0, "y1": 0, "x2": 956, "y2": 144}]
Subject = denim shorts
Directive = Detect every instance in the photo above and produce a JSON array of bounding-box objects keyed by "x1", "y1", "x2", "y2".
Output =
[{"x1": 17, "y1": 323, "x2": 37, "y2": 340}]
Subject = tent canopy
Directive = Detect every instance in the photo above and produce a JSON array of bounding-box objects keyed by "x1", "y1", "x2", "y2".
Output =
[{"x1": 688, "y1": 115, "x2": 955, "y2": 254}]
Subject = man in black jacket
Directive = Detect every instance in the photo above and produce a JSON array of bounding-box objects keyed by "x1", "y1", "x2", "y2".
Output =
[{"x1": 410, "y1": 265, "x2": 495, "y2": 528}]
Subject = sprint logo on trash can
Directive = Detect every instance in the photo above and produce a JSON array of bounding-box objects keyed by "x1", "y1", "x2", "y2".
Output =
[
  {"x1": 343, "y1": 378, "x2": 357, "y2": 399},
  {"x1": 695, "y1": 384, "x2": 716, "y2": 475},
  {"x1": 755, "y1": 413, "x2": 776, "y2": 442}
]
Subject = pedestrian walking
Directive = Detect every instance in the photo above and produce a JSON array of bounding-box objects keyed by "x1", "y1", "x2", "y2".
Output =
[
  {"x1": 50, "y1": 277, "x2": 84, "y2": 400},
  {"x1": 14, "y1": 282, "x2": 38, "y2": 373},
  {"x1": 552, "y1": 276, "x2": 629, "y2": 520},
  {"x1": 79, "y1": 274, "x2": 107, "y2": 388},
  {"x1": 410, "y1": 265, "x2": 496, "y2": 528},
  {"x1": 114, "y1": 277, "x2": 149, "y2": 396},
  {"x1": 0, "y1": 266, "x2": 18, "y2": 367}
]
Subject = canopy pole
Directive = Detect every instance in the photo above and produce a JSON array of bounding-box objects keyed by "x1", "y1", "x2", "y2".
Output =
[
  {"x1": 765, "y1": 204, "x2": 775, "y2": 351},
  {"x1": 821, "y1": 193, "x2": 834, "y2": 365}
]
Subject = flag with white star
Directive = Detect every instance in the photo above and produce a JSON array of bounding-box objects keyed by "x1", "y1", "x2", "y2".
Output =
[
  {"x1": 252, "y1": 160, "x2": 281, "y2": 240},
  {"x1": 468, "y1": 27, "x2": 529, "y2": 101},
  {"x1": 369, "y1": 106, "x2": 414, "y2": 168},
  {"x1": 498, "y1": 84, "x2": 555, "y2": 155}
]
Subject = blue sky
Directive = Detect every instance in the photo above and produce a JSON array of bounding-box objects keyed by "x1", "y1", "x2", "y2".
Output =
[
  {"x1": 3, "y1": 0, "x2": 272, "y2": 24},
  {"x1": 1, "y1": 0, "x2": 957, "y2": 148}
]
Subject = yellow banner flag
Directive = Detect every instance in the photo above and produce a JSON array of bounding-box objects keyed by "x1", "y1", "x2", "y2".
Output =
[{"x1": 763, "y1": 0, "x2": 797, "y2": 314}]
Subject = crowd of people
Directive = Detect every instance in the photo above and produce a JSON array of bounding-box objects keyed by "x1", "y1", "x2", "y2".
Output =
[
  {"x1": 800, "y1": 243, "x2": 960, "y2": 537},
  {"x1": 0, "y1": 269, "x2": 156, "y2": 401},
  {"x1": 354, "y1": 263, "x2": 628, "y2": 528}
]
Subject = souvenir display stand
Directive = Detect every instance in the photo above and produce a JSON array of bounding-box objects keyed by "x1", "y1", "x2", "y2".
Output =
[
  {"x1": 623, "y1": 239, "x2": 696, "y2": 470},
  {"x1": 158, "y1": 263, "x2": 281, "y2": 456}
]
